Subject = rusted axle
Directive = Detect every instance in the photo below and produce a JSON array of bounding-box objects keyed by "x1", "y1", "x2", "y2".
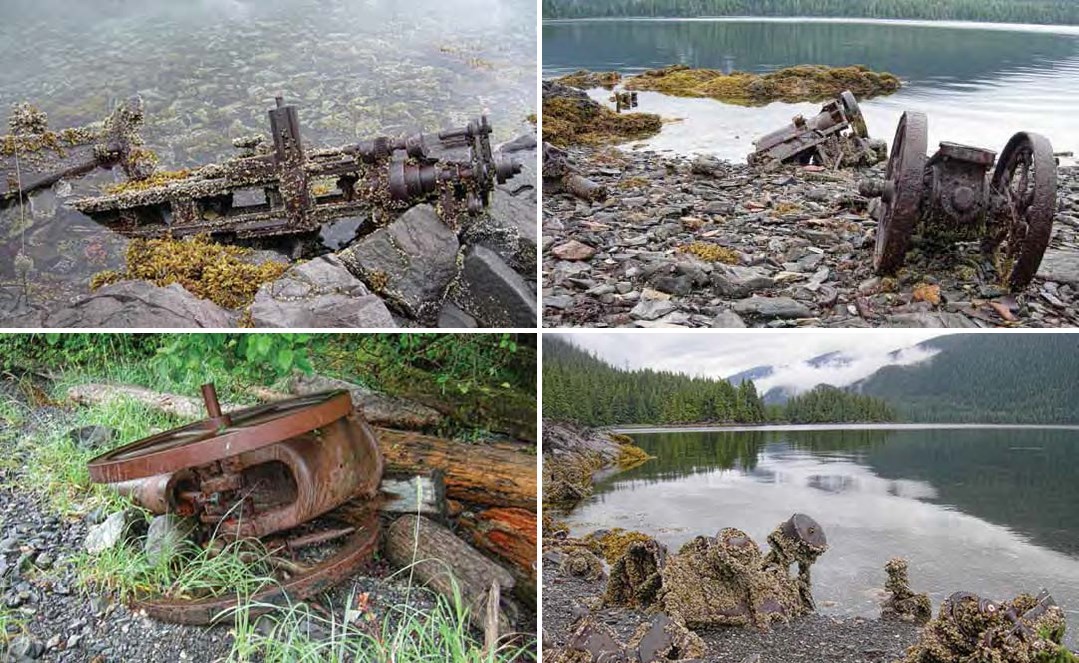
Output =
[{"x1": 542, "y1": 142, "x2": 607, "y2": 201}]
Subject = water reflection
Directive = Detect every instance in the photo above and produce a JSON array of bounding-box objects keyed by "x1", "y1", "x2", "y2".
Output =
[
  {"x1": 543, "y1": 19, "x2": 1079, "y2": 163},
  {"x1": 568, "y1": 426, "x2": 1079, "y2": 643}
]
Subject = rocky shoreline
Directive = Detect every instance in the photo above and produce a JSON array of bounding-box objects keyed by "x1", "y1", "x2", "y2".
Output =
[{"x1": 542, "y1": 146, "x2": 1079, "y2": 328}]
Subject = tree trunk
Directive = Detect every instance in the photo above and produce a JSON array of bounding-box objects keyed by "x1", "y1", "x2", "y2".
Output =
[
  {"x1": 458, "y1": 507, "x2": 537, "y2": 606},
  {"x1": 383, "y1": 515, "x2": 517, "y2": 634}
]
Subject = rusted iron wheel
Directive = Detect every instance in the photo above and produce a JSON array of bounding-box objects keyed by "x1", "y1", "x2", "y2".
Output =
[
  {"x1": 87, "y1": 390, "x2": 354, "y2": 483},
  {"x1": 874, "y1": 111, "x2": 928, "y2": 275},
  {"x1": 133, "y1": 506, "x2": 381, "y2": 625},
  {"x1": 840, "y1": 91, "x2": 869, "y2": 139},
  {"x1": 988, "y1": 131, "x2": 1057, "y2": 291}
]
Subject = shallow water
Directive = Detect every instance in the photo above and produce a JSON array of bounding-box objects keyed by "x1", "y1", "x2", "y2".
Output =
[
  {"x1": 543, "y1": 18, "x2": 1079, "y2": 165},
  {"x1": 565, "y1": 425, "x2": 1079, "y2": 646},
  {"x1": 0, "y1": 0, "x2": 536, "y2": 316}
]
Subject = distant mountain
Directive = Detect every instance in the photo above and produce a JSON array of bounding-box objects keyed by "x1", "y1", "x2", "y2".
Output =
[
  {"x1": 853, "y1": 334, "x2": 1079, "y2": 424},
  {"x1": 727, "y1": 351, "x2": 857, "y2": 405}
]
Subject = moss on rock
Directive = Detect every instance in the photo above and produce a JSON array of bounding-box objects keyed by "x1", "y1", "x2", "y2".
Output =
[
  {"x1": 624, "y1": 64, "x2": 901, "y2": 106},
  {"x1": 543, "y1": 96, "x2": 662, "y2": 148}
]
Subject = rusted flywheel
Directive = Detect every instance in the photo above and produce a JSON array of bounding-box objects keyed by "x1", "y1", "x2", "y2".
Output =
[
  {"x1": 86, "y1": 384, "x2": 385, "y2": 624},
  {"x1": 987, "y1": 131, "x2": 1057, "y2": 290},
  {"x1": 87, "y1": 385, "x2": 355, "y2": 483},
  {"x1": 874, "y1": 111, "x2": 928, "y2": 274},
  {"x1": 840, "y1": 90, "x2": 869, "y2": 139}
]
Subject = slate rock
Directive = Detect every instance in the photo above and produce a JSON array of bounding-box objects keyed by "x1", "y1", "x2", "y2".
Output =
[
  {"x1": 453, "y1": 246, "x2": 536, "y2": 327},
  {"x1": 249, "y1": 255, "x2": 395, "y2": 328},
  {"x1": 68, "y1": 426, "x2": 114, "y2": 450},
  {"x1": 733, "y1": 296, "x2": 812, "y2": 319},
  {"x1": 43, "y1": 281, "x2": 235, "y2": 328},
  {"x1": 437, "y1": 302, "x2": 479, "y2": 328},
  {"x1": 1036, "y1": 248, "x2": 1079, "y2": 286},
  {"x1": 338, "y1": 205, "x2": 460, "y2": 319},
  {"x1": 144, "y1": 515, "x2": 197, "y2": 566},
  {"x1": 712, "y1": 265, "x2": 775, "y2": 298},
  {"x1": 84, "y1": 510, "x2": 136, "y2": 554}
]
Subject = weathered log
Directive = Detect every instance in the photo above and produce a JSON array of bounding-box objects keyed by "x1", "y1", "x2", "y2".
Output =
[
  {"x1": 288, "y1": 373, "x2": 445, "y2": 430},
  {"x1": 376, "y1": 429, "x2": 537, "y2": 511},
  {"x1": 384, "y1": 515, "x2": 517, "y2": 634},
  {"x1": 458, "y1": 507, "x2": 537, "y2": 593},
  {"x1": 67, "y1": 383, "x2": 536, "y2": 511}
]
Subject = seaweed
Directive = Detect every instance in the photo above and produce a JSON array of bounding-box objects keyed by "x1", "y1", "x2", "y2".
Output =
[
  {"x1": 553, "y1": 70, "x2": 623, "y2": 90},
  {"x1": 542, "y1": 96, "x2": 662, "y2": 147},
  {"x1": 624, "y1": 64, "x2": 901, "y2": 106},
  {"x1": 90, "y1": 234, "x2": 288, "y2": 309}
]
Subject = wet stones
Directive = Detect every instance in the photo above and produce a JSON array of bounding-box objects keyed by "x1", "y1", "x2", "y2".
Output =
[
  {"x1": 249, "y1": 255, "x2": 395, "y2": 328},
  {"x1": 880, "y1": 558, "x2": 931, "y2": 625},
  {"x1": 43, "y1": 281, "x2": 236, "y2": 329},
  {"x1": 604, "y1": 538, "x2": 666, "y2": 610},
  {"x1": 338, "y1": 204, "x2": 460, "y2": 319}
]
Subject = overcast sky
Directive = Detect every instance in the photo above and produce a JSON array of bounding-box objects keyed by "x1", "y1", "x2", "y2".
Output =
[{"x1": 554, "y1": 331, "x2": 946, "y2": 394}]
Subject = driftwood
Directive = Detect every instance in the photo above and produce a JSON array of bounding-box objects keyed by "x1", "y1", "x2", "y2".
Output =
[
  {"x1": 458, "y1": 507, "x2": 537, "y2": 603},
  {"x1": 380, "y1": 471, "x2": 446, "y2": 517},
  {"x1": 384, "y1": 515, "x2": 517, "y2": 634}
]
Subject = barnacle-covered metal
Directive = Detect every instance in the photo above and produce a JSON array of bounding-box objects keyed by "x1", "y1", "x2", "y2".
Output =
[
  {"x1": 747, "y1": 91, "x2": 885, "y2": 171},
  {"x1": 1, "y1": 96, "x2": 155, "y2": 206},
  {"x1": 862, "y1": 111, "x2": 1057, "y2": 290},
  {"x1": 72, "y1": 98, "x2": 522, "y2": 239}
]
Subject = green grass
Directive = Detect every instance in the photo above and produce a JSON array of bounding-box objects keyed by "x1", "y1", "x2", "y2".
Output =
[{"x1": 0, "y1": 605, "x2": 25, "y2": 646}]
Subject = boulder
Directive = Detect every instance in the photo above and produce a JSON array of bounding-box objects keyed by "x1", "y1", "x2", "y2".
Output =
[
  {"x1": 338, "y1": 204, "x2": 459, "y2": 319},
  {"x1": 248, "y1": 255, "x2": 395, "y2": 328},
  {"x1": 43, "y1": 281, "x2": 235, "y2": 328},
  {"x1": 453, "y1": 245, "x2": 537, "y2": 327}
]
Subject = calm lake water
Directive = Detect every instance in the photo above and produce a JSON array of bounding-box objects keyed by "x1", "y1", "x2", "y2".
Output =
[
  {"x1": 565, "y1": 425, "x2": 1079, "y2": 646},
  {"x1": 543, "y1": 18, "x2": 1079, "y2": 164},
  {"x1": 0, "y1": 0, "x2": 535, "y2": 319}
]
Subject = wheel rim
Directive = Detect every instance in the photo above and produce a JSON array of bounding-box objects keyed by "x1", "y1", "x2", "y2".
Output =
[
  {"x1": 874, "y1": 111, "x2": 928, "y2": 274},
  {"x1": 87, "y1": 390, "x2": 354, "y2": 482},
  {"x1": 988, "y1": 131, "x2": 1057, "y2": 290},
  {"x1": 840, "y1": 91, "x2": 868, "y2": 139}
]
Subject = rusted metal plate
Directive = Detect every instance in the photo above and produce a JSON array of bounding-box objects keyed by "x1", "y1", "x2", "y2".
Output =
[
  {"x1": 133, "y1": 506, "x2": 381, "y2": 625},
  {"x1": 748, "y1": 91, "x2": 879, "y2": 170}
]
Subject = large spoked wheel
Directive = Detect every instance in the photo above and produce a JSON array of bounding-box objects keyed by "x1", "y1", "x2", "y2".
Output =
[
  {"x1": 87, "y1": 390, "x2": 354, "y2": 483},
  {"x1": 988, "y1": 131, "x2": 1057, "y2": 291},
  {"x1": 840, "y1": 90, "x2": 869, "y2": 139},
  {"x1": 874, "y1": 111, "x2": 928, "y2": 275}
]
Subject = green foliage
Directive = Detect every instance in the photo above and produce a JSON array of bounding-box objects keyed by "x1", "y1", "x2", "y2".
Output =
[
  {"x1": 542, "y1": 0, "x2": 1079, "y2": 24},
  {"x1": 152, "y1": 334, "x2": 316, "y2": 388},
  {"x1": 783, "y1": 385, "x2": 897, "y2": 423},
  {"x1": 858, "y1": 334, "x2": 1079, "y2": 424},
  {"x1": 543, "y1": 337, "x2": 765, "y2": 426}
]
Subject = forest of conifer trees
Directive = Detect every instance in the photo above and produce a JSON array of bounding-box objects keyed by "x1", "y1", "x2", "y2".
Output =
[{"x1": 542, "y1": 0, "x2": 1079, "y2": 24}]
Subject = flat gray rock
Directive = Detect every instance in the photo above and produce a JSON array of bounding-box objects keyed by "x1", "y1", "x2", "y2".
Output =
[
  {"x1": 733, "y1": 296, "x2": 812, "y2": 319},
  {"x1": 338, "y1": 204, "x2": 459, "y2": 319},
  {"x1": 712, "y1": 265, "x2": 775, "y2": 298},
  {"x1": 453, "y1": 245, "x2": 537, "y2": 327},
  {"x1": 630, "y1": 298, "x2": 678, "y2": 321},
  {"x1": 1036, "y1": 248, "x2": 1079, "y2": 285},
  {"x1": 883, "y1": 312, "x2": 979, "y2": 328},
  {"x1": 711, "y1": 311, "x2": 747, "y2": 328},
  {"x1": 43, "y1": 281, "x2": 235, "y2": 328},
  {"x1": 249, "y1": 255, "x2": 395, "y2": 328}
]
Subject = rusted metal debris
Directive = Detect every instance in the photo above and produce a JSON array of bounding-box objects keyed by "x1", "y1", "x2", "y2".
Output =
[
  {"x1": 542, "y1": 142, "x2": 608, "y2": 201},
  {"x1": 87, "y1": 383, "x2": 385, "y2": 624},
  {"x1": 747, "y1": 90, "x2": 886, "y2": 171},
  {"x1": 861, "y1": 111, "x2": 1057, "y2": 290},
  {"x1": 609, "y1": 91, "x2": 639, "y2": 114},
  {"x1": 70, "y1": 97, "x2": 522, "y2": 240},
  {"x1": 1, "y1": 96, "x2": 155, "y2": 206}
]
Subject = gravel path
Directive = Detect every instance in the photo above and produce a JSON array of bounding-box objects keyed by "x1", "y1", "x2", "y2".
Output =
[{"x1": 542, "y1": 146, "x2": 1079, "y2": 328}]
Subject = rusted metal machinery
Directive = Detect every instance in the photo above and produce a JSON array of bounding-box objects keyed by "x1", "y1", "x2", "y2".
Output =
[
  {"x1": 610, "y1": 91, "x2": 639, "y2": 113},
  {"x1": 86, "y1": 383, "x2": 384, "y2": 624},
  {"x1": 1, "y1": 96, "x2": 155, "y2": 206},
  {"x1": 747, "y1": 91, "x2": 883, "y2": 171},
  {"x1": 69, "y1": 97, "x2": 522, "y2": 240},
  {"x1": 861, "y1": 111, "x2": 1057, "y2": 290},
  {"x1": 542, "y1": 142, "x2": 608, "y2": 201}
]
